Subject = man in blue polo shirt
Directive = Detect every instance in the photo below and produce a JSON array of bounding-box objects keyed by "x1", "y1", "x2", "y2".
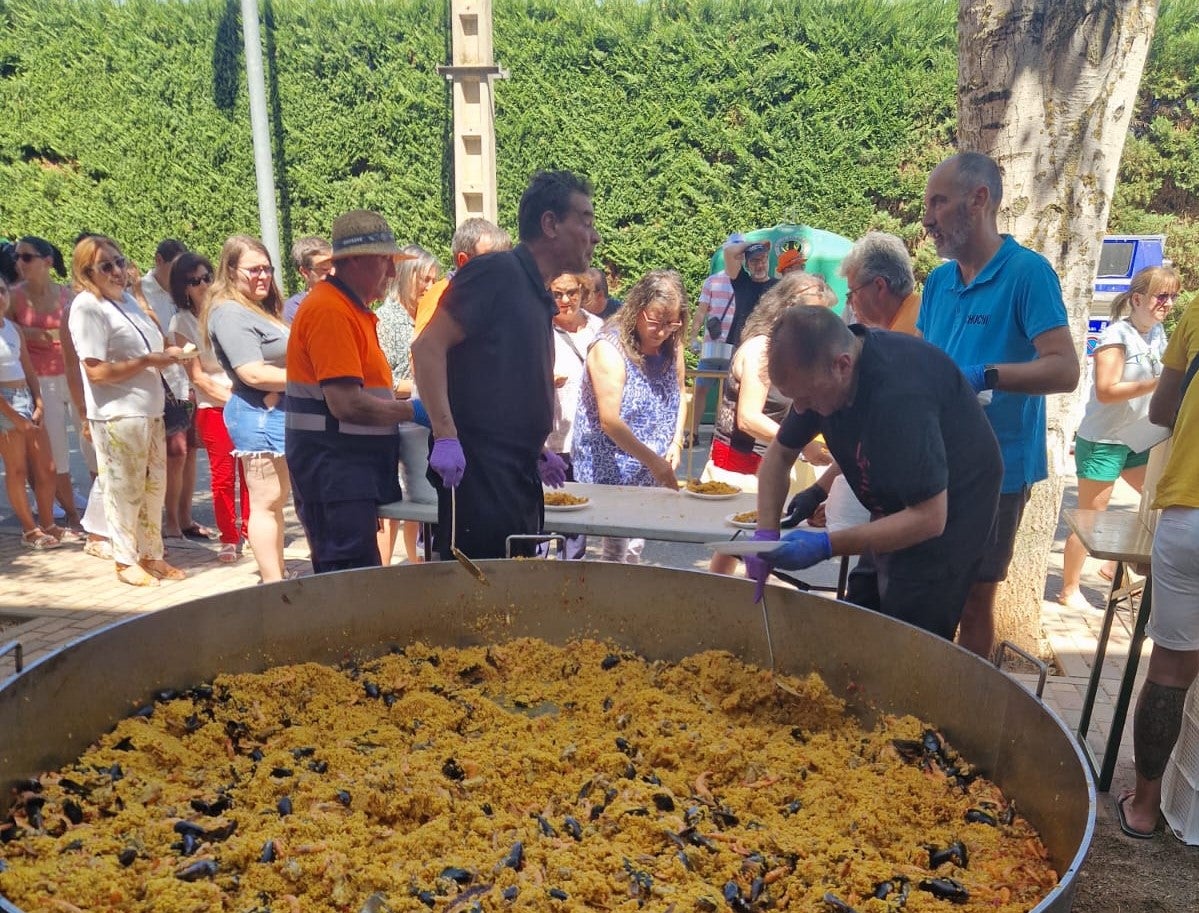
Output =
[{"x1": 919, "y1": 152, "x2": 1079, "y2": 658}]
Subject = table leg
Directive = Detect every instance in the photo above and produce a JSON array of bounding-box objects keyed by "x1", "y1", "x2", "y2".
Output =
[
  {"x1": 1076, "y1": 561, "x2": 1125, "y2": 777},
  {"x1": 422, "y1": 522, "x2": 434, "y2": 561},
  {"x1": 1098, "y1": 576, "x2": 1153, "y2": 792}
]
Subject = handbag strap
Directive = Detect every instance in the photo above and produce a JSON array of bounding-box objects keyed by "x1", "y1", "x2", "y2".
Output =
[
  {"x1": 107, "y1": 296, "x2": 171, "y2": 395},
  {"x1": 553, "y1": 325, "x2": 588, "y2": 365}
]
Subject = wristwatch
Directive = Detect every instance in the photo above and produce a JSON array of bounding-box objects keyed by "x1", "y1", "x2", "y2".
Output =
[{"x1": 983, "y1": 365, "x2": 1000, "y2": 391}]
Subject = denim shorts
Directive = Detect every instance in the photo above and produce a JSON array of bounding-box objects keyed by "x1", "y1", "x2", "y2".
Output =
[
  {"x1": 0, "y1": 386, "x2": 33, "y2": 433},
  {"x1": 223, "y1": 391, "x2": 285, "y2": 457}
]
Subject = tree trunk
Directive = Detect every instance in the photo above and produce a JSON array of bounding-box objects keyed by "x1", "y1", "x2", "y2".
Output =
[{"x1": 956, "y1": 0, "x2": 1158, "y2": 656}]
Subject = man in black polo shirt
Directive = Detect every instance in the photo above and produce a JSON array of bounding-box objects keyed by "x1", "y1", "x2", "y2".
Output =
[
  {"x1": 413, "y1": 171, "x2": 600, "y2": 560},
  {"x1": 743, "y1": 306, "x2": 1002, "y2": 639},
  {"x1": 725, "y1": 239, "x2": 778, "y2": 348}
]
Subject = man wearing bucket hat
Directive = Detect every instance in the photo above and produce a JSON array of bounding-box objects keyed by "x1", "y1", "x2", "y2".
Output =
[
  {"x1": 286, "y1": 209, "x2": 421, "y2": 574},
  {"x1": 413, "y1": 170, "x2": 601, "y2": 561}
]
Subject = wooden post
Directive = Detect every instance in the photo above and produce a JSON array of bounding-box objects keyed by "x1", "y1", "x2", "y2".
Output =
[{"x1": 438, "y1": 0, "x2": 506, "y2": 226}]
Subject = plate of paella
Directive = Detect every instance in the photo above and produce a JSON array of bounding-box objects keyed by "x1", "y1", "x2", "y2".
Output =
[
  {"x1": 544, "y1": 490, "x2": 590, "y2": 511},
  {"x1": 681, "y1": 479, "x2": 742, "y2": 501}
]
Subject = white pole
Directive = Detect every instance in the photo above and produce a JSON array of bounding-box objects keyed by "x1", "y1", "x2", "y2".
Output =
[{"x1": 240, "y1": 0, "x2": 281, "y2": 272}]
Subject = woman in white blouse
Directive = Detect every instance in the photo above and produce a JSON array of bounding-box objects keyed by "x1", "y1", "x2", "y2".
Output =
[{"x1": 67, "y1": 235, "x2": 187, "y2": 587}]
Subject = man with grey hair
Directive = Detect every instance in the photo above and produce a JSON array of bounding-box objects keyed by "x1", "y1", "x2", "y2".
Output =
[
  {"x1": 283, "y1": 236, "x2": 333, "y2": 324},
  {"x1": 918, "y1": 151, "x2": 1079, "y2": 658},
  {"x1": 415, "y1": 218, "x2": 512, "y2": 335},
  {"x1": 840, "y1": 232, "x2": 918, "y2": 333}
]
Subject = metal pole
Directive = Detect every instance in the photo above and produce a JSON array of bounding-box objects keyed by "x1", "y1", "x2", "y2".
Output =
[{"x1": 240, "y1": 0, "x2": 281, "y2": 271}]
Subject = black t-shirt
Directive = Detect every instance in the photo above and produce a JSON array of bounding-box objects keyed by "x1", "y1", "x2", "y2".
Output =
[
  {"x1": 777, "y1": 327, "x2": 1002, "y2": 570},
  {"x1": 442, "y1": 244, "x2": 556, "y2": 455},
  {"x1": 727, "y1": 269, "x2": 778, "y2": 347}
]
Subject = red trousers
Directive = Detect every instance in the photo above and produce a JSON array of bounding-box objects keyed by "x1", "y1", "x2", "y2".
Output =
[{"x1": 194, "y1": 407, "x2": 249, "y2": 545}]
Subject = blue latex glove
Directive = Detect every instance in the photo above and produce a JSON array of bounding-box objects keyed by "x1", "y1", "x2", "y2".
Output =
[
  {"x1": 538, "y1": 451, "x2": 568, "y2": 488},
  {"x1": 962, "y1": 364, "x2": 987, "y2": 393},
  {"x1": 409, "y1": 398, "x2": 432, "y2": 429},
  {"x1": 763, "y1": 528, "x2": 833, "y2": 571},
  {"x1": 429, "y1": 437, "x2": 466, "y2": 488},
  {"x1": 743, "y1": 529, "x2": 781, "y2": 603}
]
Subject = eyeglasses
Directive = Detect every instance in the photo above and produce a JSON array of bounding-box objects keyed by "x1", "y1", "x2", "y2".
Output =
[
  {"x1": 646, "y1": 320, "x2": 683, "y2": 332},
  {"x1": 187, "y1": 273, "x2": 214, "y2": 287},
  {"x1": 845, "y1": 281, "x2": 872, "y2": 304},
  {"x1": 239, "y1": 265, "x2": 275, "y2": 278},
  {"x1": 90, "y1": 257, "x2": 128, "y2": 277},
  {"x1": 16, "y1": 252, "x2": 45, "y2": 263},
  {"x1": 1153, "y1": 292, "x2": 1180, "y2": 305}
]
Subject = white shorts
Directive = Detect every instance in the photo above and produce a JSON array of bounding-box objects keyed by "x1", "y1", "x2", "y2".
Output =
[{"x1": 1146, "y1": 507, "x2": 1199, "y2": 651}]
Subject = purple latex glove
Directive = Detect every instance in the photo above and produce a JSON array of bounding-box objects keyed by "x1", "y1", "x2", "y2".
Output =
[
  {"x1": 743, "y1": 529, "x2": 781, "y2": 603},
  {"x1": 429, "y1": 437, "x2": 466, "y2": 488},
  {"x1": 538, "y1": 451, "x2": 568, "y2": 488},
  {"x1": 763, "y1": 528, "x2": 833, "y2": 571}
]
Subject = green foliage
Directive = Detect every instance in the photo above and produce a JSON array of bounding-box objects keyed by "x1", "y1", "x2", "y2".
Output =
[{"x1": 0, "y1": 0, "x2": 1196, "y2": 302}]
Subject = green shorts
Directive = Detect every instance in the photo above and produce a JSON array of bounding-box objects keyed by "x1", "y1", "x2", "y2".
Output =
[{"x1": 1074, "y1": 436, "x2": 1150, "y2": 482}]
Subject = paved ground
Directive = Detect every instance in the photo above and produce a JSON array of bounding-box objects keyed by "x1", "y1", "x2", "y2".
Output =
[{"x1": 0, "y1": 432, "x2": 1169, "y2": 815}]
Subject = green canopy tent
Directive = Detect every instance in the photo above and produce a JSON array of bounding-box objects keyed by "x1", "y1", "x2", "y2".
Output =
[{"x1": 707, "y1": 224, "x2": 854, "y2": 317}]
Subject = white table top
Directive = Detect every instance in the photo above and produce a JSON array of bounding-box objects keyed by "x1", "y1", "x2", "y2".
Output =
[{"x1": 378, "y1": 481, "x2": 758, "y2": 544}]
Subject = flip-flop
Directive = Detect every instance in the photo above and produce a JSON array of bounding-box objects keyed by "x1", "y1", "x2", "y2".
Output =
[
  {"x1": 181, "y1": 525, "x2": 213, "y2": 541},
  {"x1": 1115, "y1": 792, "x2": 1156, "y2": 839}
]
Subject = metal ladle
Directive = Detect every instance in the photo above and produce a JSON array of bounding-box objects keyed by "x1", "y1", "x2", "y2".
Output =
[{"x1": 451, "y1": 487, "x2": 489, "y2": 585}]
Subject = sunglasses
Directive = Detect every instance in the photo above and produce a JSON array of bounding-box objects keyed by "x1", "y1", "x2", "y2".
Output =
[
  {"x1": 187, "y1": 273, "x2": 214, "y2": 287},
  {"x1": 16, "y1": 252, "x2": 46, "y2": 263},
  {"x1": 1153, "y1": 292, "x2": 1179, "y2": 305},
  {"x1": 89, "y1": 256, "x2": 128, "y2": 277}
]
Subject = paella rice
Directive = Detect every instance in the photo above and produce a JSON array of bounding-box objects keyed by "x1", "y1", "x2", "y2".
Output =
[
  {"x1": 0, "y1": 639, "x2": 1057, "y2": 912},
  {"x1": 686, "y1": 481, "x2": 740, "y2": 496},
  {"x1": 543, "y1": 492, "x2": 589, "y2": 507}
]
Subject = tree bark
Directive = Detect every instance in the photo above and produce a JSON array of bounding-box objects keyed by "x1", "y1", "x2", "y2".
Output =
[{"x1": 956, "y1": 0, "x2": 1158, "y2": 656}]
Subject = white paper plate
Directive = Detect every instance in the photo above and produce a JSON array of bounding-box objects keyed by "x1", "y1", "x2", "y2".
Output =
[
  {"x1": 544, "y1": 499, "x2": 590, "y2": 512},
  {"x1": 681, "y1": 487, "x2": 742, "y2": 501},
  {"x1": 704, "y1": 540, "x2": 774, "y2": 556},
  {"x1": 725, "y1": 512, "x2": 757, "y2": 530}
]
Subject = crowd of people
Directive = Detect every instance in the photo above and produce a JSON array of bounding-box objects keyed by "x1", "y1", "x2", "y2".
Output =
[{"x1": 3, "y1": 153, "x2": 1198, "y2": 836}]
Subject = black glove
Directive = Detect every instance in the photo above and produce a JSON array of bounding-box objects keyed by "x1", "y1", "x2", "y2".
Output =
[{"x1": 779, "y1": 483, "x2": 829, "y2": 530}]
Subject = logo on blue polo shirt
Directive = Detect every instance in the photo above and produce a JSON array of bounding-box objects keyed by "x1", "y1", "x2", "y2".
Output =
[{"x1": 966, "y1": 313, "x2": 990, "y2": 326}]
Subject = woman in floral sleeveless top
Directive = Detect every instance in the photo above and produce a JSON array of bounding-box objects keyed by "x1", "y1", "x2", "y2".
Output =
[{"x1": 572, "y1": 270, "x2": 688, "y2": 563}]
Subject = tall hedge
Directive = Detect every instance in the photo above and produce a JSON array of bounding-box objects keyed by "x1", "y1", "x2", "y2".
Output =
[{"x1": 0, "y1": 0, "x2": 1196, "y2": 299}]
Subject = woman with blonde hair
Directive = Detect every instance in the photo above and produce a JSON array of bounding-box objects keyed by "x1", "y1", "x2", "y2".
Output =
[
  {"x1": 1058, "y1": 265, "x2": 1179, "y2": 609},
  {"x1": 202, "y1": 235, "x2": 291, "y2": 582},
  {"x1": 67, "y1": 235, "x2": 187, "y2": 586},
  {"x1": 572, "y1": 270, "x2": 688, "y2": 563},
  {"x1": 375, "y1": 244, "x2": 439, "y2": 563}
]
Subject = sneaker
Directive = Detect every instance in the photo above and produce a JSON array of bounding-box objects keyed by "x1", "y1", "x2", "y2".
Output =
[{"x1": 83, "y1": 537, "x2": 113, "y2": 560}]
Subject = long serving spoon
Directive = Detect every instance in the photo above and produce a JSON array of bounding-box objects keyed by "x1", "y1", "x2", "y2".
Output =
[{"x1": 451, "y1": 487, "x2": 489, "y2": 586}]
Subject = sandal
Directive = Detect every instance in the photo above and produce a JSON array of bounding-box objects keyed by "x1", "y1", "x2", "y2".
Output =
[
  {"x1": 182, "y1": 524, "x2": 213, "y2": 541},
  {"x1": 116, "y1": 564, "x2": 159, "y2": 587},
  {"x1": 218, "y1": 543, "x2": 239, "y2": 563},
  {"x1": 44, "y1": 525, "x2": 84, "y2": 545},
  {"x1": 21, "y1": 528, "x2": 62, "y2": 550},
  {"x1": 139, "y1": 558, "x2": 187, "y2": 581},
  {"x1": 83, "y1": 537, "x2": 113, "y2": 560}
]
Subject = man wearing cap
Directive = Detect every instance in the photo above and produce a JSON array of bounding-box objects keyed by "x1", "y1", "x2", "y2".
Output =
[
  {"x1": 726, "y1": 238, "x2": 778, "y2": 348},
  {"x1": 413, "y1": 170, "x2": 600, "y2": 561},
  {"x1": 286, "y1": 210, "x2": 419, "y2": 574}
]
